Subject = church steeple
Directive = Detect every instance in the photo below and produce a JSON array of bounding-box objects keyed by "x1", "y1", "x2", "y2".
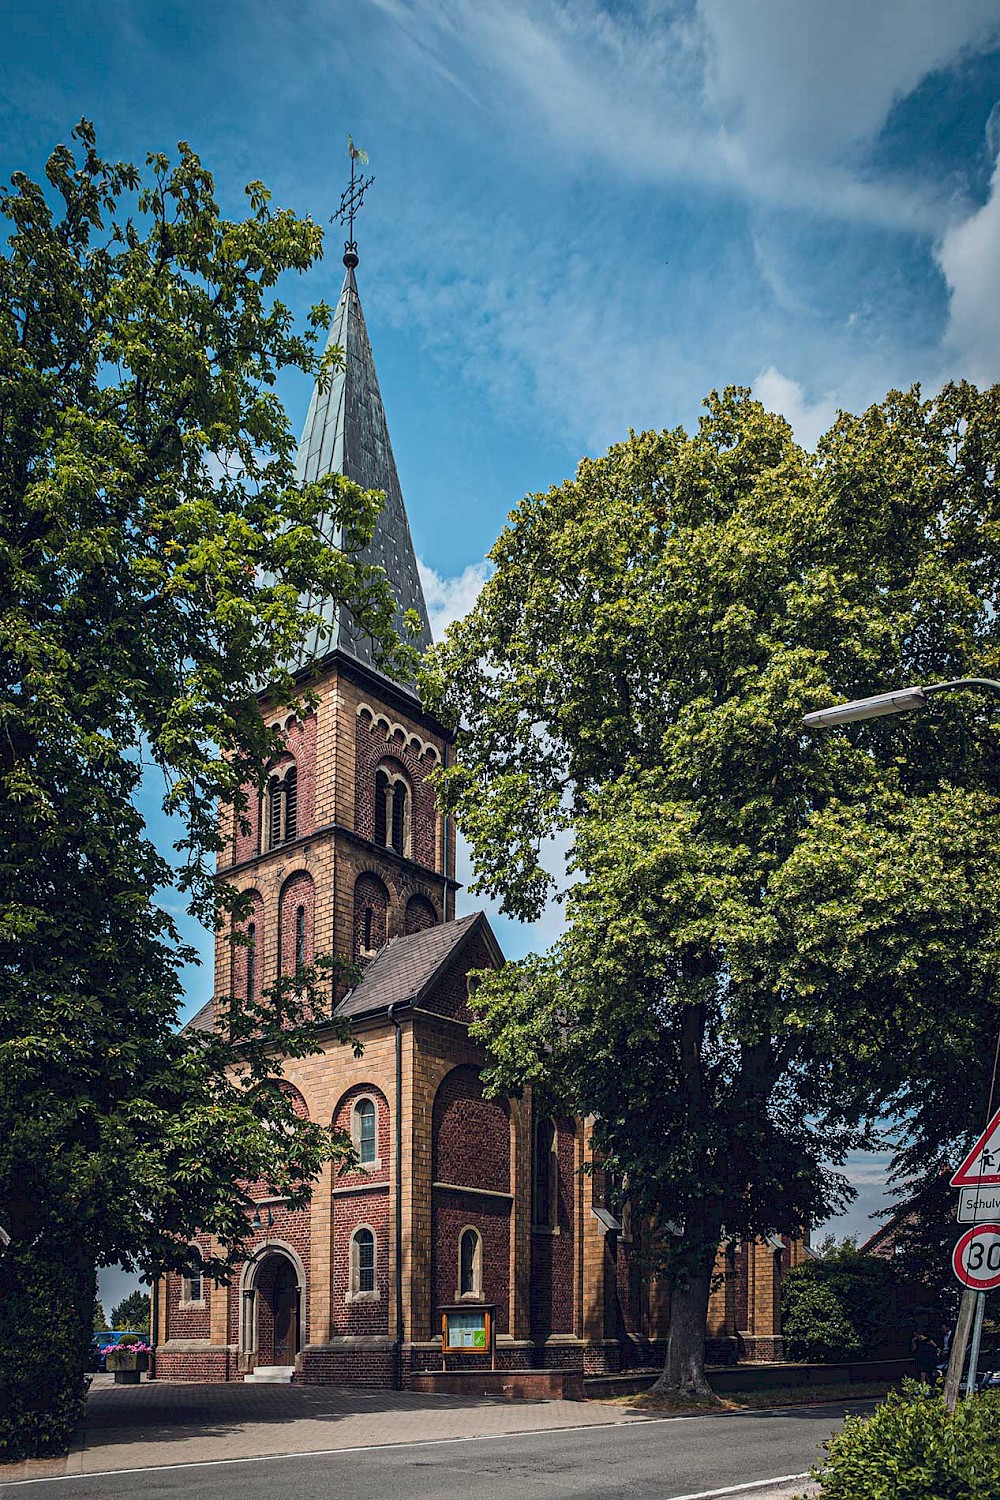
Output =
[{"x1": 294, "y1": 250, "x2": 433, "y2": 696}]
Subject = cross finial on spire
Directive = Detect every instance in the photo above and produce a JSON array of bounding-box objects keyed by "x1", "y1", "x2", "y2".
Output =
[{"x1": 332, "y1": 136, "x2": 375, "y2": 269}]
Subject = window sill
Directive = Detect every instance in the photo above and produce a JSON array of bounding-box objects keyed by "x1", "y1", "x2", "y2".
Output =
[
  {"x1": 345, "y1": 1290, "x2": 380, "y2": 1304},
  {"x1": 353, "y1": 1158, "x2": 382, "y2": 1172},
  {"x1": 178, "y1": 1300, "x2": 206, "y2": 1311},
  {"x1": 531, "y1": 1224, "x2": 561, "y2": 1237},
  {"x1": 453, "y1": 1291, "x2": 485, "y2": 1303}
]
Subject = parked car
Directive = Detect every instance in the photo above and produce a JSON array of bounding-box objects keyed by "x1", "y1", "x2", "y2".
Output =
[
  {"x1": 935, "y1": 1337, "x2": 1000, "y2": 1395},
  {"x1": 92, "y1": 1330, "x2": 147, "y2": 1372}
]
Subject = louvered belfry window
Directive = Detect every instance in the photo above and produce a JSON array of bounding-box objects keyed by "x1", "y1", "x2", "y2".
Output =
[
  {"x1": 374, "y1": 768, "x2": 389, "y2": 845},
  {"x1": 268, "y1": 776, "x2": 282, "y2": 848},
  {"x1": 284, "y1": 766, "x2": 297, "y2": 841},
  {"x1": 391, "y1": 780, "x2": 407, "y2": 855}
]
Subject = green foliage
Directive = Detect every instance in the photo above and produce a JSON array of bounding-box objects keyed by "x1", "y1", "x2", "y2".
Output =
[
  {"x1": 782, "y1": 1246, "x2": 894, "y2": 1362},
  {"x1": 809, "y1": 1383, "x2": 1000, "y2": 1499},
  {"x1": 110, "y1": 1291, "x2": 150, "y2": 1332},
  {"x1": 0, "y1": 1239, "x2": 94, "y2": 1461},
  {"x1": 782, "y1": 1279, "x2": 861, "y2": 1363},
  {"x1": 93, "y1": 1298, "x2": 109, "y2": 1333},
  {"x1": 423, "y1": 382, "x2": 1000, "y2": 1388},
  {"x1": 0, "y1": 122, "x2": 403, "y2": 1457}
]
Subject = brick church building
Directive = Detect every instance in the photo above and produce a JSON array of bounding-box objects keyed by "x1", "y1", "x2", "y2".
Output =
[{"x1": 153, "y1": 247, "x2": 804, "y2": 1386}]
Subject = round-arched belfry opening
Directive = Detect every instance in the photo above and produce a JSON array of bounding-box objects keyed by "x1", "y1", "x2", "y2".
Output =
[{"x1": 239, "y1": 1243, "x2": 306, "y2": 1374}]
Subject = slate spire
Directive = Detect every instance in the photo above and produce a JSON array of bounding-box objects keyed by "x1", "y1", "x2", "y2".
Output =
[{"x1": 294, "y1": 250, "x2": 433, "y2": 694}]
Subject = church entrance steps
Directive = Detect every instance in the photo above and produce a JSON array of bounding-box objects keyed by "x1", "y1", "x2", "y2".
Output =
[{"x1": 244, "y1": 1366, "x2": 295, "y2": 1383}]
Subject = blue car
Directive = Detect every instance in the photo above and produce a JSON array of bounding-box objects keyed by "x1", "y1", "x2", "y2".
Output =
[{"x1": 92, "y1": 1330, "x2": 147, "y2": 1372}]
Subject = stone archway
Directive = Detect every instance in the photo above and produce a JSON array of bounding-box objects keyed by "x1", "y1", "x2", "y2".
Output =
[{"x1": 238, "y1": 1242, "x2": 307, "y2": 1374}]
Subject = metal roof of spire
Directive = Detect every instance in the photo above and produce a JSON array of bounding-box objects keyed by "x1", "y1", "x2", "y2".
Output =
[{"x1": 293, "y1": 249, "x2": 433, "y2": 695}]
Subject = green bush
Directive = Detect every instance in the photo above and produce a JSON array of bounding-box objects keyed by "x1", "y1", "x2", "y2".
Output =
[
  {"x1": 781, "y1": 1244, "x2": 895, "y2": 1362},
  {"x1": 781, "y1": 1278, "x2": 861, "y2": 1363},
  {"x1": 806, "y1": 1382, "x2": 1000, "y2": 1499}
]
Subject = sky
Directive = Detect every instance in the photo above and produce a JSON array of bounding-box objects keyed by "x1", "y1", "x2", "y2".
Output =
[{"x1": 5, "y1": 0, "x2": 1000, "y2": 1301}]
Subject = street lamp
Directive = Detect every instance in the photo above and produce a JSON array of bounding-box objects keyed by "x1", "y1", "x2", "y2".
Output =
[
  {"x1": 803, "y1": 674, "x2": 1000, "y2": 1410},
  {"x1": 803, "y1": 679, "x2": 1000, "y2": 730}
]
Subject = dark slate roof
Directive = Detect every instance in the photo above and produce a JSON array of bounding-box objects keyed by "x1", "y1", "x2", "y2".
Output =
[
  {"x1": 294, "y1": 259, "x2": 433, "y2": 695},
  {"x1": 178, "y1": 912, "x2": 501, "y2": 1035},
  {"x1": 336, "y1": 911, "x2": 500, "y2": 1021},
  {"x1": 182, "y1": 997, "x2": 216, "y2": 1034}
]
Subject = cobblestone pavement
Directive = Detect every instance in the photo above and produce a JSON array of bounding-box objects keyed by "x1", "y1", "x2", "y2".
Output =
[{"x1": 0, "y1": 1377, "x2": 652, "y2": 1483}]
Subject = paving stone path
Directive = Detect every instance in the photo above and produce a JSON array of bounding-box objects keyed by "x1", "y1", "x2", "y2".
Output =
[{"x1": 0, "y1": 1376, "x2": 649, "y2": 1483}]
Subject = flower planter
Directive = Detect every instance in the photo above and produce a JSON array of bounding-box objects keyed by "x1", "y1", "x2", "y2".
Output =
[{"x1": 103, "y1": 1345, "x2": 151, "y2": 1381}]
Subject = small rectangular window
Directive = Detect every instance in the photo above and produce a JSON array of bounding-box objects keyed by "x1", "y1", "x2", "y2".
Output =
[{"x1": 186, "y1": 1273, "x2": 202, "y2": 1303}]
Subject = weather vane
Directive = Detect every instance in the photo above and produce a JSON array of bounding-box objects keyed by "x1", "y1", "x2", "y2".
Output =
[{"x1": 332, "y1": 136, "x2": 375, "y2": 268}]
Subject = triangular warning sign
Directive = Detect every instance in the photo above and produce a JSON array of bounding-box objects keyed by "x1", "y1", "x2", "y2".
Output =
[{"x1": 951, "y1": 1107, "x2": 1000, "y2": 1188}]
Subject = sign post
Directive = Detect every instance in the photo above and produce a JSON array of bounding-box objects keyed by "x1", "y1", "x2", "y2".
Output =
[{"x1": 945, "y1": 1223, "x2": 1000, "y2": 1410}]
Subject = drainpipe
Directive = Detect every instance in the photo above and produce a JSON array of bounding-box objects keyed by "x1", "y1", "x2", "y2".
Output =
[
  {"x1": 149, "y1": 1272, "x2": 159, "y2": 1380},
  {"x1": 441, "y1": 741, "x2": 450, "y2": 920},
  {"x1": 387, "y1": 1002, "x2": 404, "y2": 1389}
]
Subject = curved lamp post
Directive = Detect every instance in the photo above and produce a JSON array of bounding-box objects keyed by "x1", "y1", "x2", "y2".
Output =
[{"x1": 803, "y1": 676, "x2": 1000, "y2": 1410}]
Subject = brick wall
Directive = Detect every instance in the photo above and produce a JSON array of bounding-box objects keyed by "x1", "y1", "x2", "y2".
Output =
[
  {"x1": 432, "y1": 1066, "x2": 510, "y2": 1192},
  {"x1": 530, "y1": 1118, "x2": 577, "y2": 1338},
  {"x1": 432, "y1": 1192, "x2": 511, "y2": 1335},
  {"x1": 422, "y1": 929, "x2": 493, "y2": 1024},
  {"x1": 279, "y1": 869, "x2": 315, "y2": 974},
  {"x1": 230, "y1": 888, "x2": 266, "y2": 1006},
  {"x1": 404, "y1": 894, "x2": 438, "y2": 934},
  {"x1": 352, "y1": 872, "x2": 389, "y2": 960},
  {"x1": 354, "y1": 715, "x2": 439, "y2": 870}
]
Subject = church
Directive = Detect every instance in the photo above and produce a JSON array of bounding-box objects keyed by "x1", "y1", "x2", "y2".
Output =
[{"x1": 153, "y1": 244, "x2": 803, "y2": 1387}]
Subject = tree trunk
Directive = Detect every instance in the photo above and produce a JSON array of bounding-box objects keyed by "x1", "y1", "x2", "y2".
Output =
[{"x1": 651, "y1": 1254, "x2": 717, "y2": 1400}]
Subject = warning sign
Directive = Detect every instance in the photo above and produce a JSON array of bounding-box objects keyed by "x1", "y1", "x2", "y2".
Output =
[{"x1": 950, "y1": 1107, "x2": 1000, "y2": 1189}]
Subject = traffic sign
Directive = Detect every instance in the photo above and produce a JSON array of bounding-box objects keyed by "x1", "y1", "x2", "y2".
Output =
[
  {"x1": 957, "y1": 1187, "x2": 1000, "y2": 1223},
  {"x1": 952, "y1": 1224, "x2": 1000, "y2": 1290},
  {"x1": 950, "y1": 1106, "x2": 1000, "y2": 1188}
]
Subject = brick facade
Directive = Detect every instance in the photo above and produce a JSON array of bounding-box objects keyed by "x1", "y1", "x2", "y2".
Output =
[{"x1": 160, "y1": 658, "x2": 798, "y2": 1388}]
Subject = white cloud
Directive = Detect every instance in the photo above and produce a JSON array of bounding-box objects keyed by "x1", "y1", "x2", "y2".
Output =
[
  {"x1": 700, "y1": 0, "x2": 1000, "y2": 162},
  {"x1": 938, "y1": 151, "x2": 1000, "y2": 386},
  {"x1": 418, "y1": 557, "x2": 491, "y2": 638},
  {"x1": 370, "y1": 0, "x2": 999, "y2": 233},
  {"x1": 753, "y1": 366, "x2": 840, "y2": 451}
]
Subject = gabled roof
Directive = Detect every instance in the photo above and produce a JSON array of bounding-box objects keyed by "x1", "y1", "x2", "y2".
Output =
[
  {"x1": 180, "y1": 911, "x2": 503, "y2": 1036},
  {"x1": 294, "y1": 256, "x2": 433, "y2": 695},
  {"x1": 336, "y1": 910, "x2": 502, "y2": 1022},
  {"x1": 182, "y1": 997, "x2": 216, "y2": 1034}
]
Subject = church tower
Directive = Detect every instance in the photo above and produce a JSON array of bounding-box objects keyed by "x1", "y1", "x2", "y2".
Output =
[{"x1": 214, "y1": 246, "x2": 457, "y2": 1015}]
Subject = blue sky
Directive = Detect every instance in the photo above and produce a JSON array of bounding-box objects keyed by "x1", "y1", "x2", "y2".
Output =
[{"x1": 5, "y1": 3, "x2": 1000, "y2": 1292}]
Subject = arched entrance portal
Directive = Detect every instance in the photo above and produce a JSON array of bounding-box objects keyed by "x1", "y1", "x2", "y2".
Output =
[{"x1": 239, "y1": 1244, "x2": 306, "y2": 1374}]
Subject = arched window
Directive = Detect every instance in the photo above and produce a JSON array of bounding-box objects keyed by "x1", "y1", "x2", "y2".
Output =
[
  {"x1": 459, "y1": 1227, "x2": 482, "y2": 1298},
  {"x1": 246, "y1": 923, "x2": 257, "y2": 1004},
  {"x1": 284, "y1": 766, "x2": 297, "y2": 841},
  {"x1": 374, "y1": 768, "x2": 389, "y2": 846},
  {"x1": 533, "y1": 1118, "x2": 555, "y2": 1228},
  {"x1": 373, "y1": 763, "x2": 410, "y2": 857},
  {"x1": 354, "y1": 1098, "x2": 377, "y2": 1165},
  {"x1": 266, "y1": 765, "x2": 298, "y2": 849},
  {"x1": 295, "y1": 905, "x2": 306, "y2": 972},
  {"x1": 391, "y1": 780, "x2": 407, "y2": 855},
  {"x1": 351, "y1": 1227, "x2": 376, "y2": 1296}
]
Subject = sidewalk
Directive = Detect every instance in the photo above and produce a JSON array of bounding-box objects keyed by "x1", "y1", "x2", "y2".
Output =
[{"x1": 0, "y1": 1376, "x2": 654, "y2": 1483}]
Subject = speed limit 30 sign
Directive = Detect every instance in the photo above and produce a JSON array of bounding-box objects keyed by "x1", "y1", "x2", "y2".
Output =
[{"x1": 953, "y1": 1223, "x2": 1000, "y2": 1290}]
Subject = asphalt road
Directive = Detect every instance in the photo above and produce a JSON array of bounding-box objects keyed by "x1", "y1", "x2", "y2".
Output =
[{"x1": 0, "y1": 1401, "x2": 867, "y2": 1500}]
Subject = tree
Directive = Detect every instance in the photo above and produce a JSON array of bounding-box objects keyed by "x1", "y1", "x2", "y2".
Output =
[
  {"x1": 93, "y1": 1299, "x2": 109, "y2": 1333},
  {"x1": 0, "y1": 123, "x2": 409, "y2": 1458},
  {"x1": 424, "y1": 384, "x2": 1000, "y2": 1397},
  {"x1": 781, "y1": 1243, "x2": 895, "y2": 1361},
  {"x1": 110, "y1": 1291, "x2": 150, "y2": 1333}
]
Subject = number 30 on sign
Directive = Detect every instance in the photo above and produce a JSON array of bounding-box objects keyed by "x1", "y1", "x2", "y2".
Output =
[{"x1": 953, "y1": 1224, "x2": 1000, "y2": 1290}]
